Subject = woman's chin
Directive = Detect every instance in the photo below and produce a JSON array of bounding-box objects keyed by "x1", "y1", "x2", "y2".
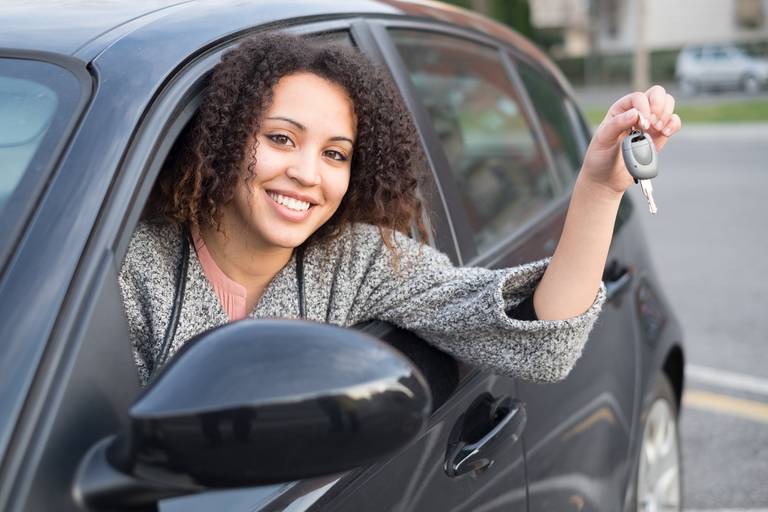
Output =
[{"x1": 262, "y1": 226, "x2": 314, "y2": 249}]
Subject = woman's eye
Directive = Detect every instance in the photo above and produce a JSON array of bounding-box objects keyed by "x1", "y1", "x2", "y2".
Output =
[
  {"x1": 324, "y1": 150, "x2": 348, "y2": 162},
  {"x1": 267, "y1": 134, "x2": 293, "y2": 146}
]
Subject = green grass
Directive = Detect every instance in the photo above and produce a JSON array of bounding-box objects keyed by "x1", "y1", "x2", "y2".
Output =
[{"x1": 583, "y1": 98, "x2": 768, "y2": 126}]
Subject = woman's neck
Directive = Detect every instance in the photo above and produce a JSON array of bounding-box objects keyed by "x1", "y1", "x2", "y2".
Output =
[{"x1": 198, "y1": 223, "x2": 293, "y2": 294}]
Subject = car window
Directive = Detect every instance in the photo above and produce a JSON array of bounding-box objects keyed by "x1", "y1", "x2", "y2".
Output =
[
  {"x1": 389, "y1": 30, "x2": 557, "y2": 253},
  {"x1": 0, "y1": 58, "x2": 82, "y2": 250},
  {"x1": 515, "y1": 58, "x2": 583, "y2": 185},
  {"x1": 712, "y1": 47, "x2": 729, "y2": 59}
]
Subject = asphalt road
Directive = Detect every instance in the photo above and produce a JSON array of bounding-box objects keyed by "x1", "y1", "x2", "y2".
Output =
[{"x1": 631, "y1": 123, "x2": 768, "y2": 510}]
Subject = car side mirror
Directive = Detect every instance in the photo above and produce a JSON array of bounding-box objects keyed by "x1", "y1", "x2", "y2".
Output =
[{"x1": 74, "y1": 320, "x2": 432, "y2": 509}]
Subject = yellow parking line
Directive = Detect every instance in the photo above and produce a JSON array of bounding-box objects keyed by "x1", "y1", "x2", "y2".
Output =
[{"x1": 683, "y1": 389, "x2": 768, "y2": 425}]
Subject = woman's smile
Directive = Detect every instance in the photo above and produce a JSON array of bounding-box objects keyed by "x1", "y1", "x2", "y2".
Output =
[{"x1": 264, "y1": 189, "x2": 314, "y2": 221}]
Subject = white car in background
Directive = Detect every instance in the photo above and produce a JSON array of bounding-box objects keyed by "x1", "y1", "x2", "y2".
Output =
[{"x1": 676, "y1": 44, "x2": 768, "y2": 94}]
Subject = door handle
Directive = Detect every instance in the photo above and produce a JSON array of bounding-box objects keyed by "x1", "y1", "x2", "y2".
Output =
[
  {"x1": 445, "y1": 396, "x2": 526, "y2": 478},
  {"x1": 604, "y1": 260, "x2": 634, "y2": 301}
]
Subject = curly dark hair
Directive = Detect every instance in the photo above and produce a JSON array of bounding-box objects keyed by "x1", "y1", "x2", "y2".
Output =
[{"x1": 149, "y1": 31, "x2": 430, "y2": 256}]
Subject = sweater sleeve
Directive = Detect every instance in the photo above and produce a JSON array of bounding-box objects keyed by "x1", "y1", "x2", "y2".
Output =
[{"x1": 351, "y1": 226, "x2": 607, "y2": 383}]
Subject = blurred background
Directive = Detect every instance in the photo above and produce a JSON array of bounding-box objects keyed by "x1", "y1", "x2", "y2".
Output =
[
  {"x1": 443, "y1": 0, "x2": 768, "y2": 122},
  {"x1": 442, "y1": 0, "x2": 768, "y2": 510}
]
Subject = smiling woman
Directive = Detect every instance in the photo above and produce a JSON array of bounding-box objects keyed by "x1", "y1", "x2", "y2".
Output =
[
  {"x1": 198, "y1": 72, "x2": 358, "y2": 314},
  {"x1": 224, "y1": 74, "x2": 356, "y2": 251},
  {"x1": 119, "y1": 31, "x2": 609, "y2": 387}
]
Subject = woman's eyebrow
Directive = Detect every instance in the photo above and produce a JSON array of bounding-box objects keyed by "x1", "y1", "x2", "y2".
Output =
[
  {"x1": 266, "y1": 116, "x2": 354, "y2": 145},
  {"x1": 266, "y1": 116, "x2": 305, "y2": 131}
]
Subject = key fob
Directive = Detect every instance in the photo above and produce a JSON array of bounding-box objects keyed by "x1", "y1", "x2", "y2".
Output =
[{"x1": 622, "y1": 129, "x2": 658, "y2": 182}]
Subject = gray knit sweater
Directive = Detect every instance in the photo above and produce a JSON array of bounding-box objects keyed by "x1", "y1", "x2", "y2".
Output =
[{"x1": 118, "y1": 221, "x2": 606, "y2": 386}]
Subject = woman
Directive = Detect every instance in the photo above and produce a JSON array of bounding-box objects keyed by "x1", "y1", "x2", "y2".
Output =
[{"x1": 119, "y1": 32, "x2": 681, "y2": 386}]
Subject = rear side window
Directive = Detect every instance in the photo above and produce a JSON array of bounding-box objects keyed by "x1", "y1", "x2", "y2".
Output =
[
  {"x1": 389, "y1": 30, "x2": 557, "y2": 253},
  {"x1": 0, "y1": 58, "x2": 82, "y2": 250},
  {"x1": 515, "y1": 59, "x2": 583, "y2": 185}
]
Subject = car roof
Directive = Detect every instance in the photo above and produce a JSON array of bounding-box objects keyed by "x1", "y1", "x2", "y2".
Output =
[
  {"x1": 0, "y1": 0, "x2": 190, "y2": 56},
  {"x1": 0, "y1": 0, "x2": 396, "y2": 57},
  {"x1": 0, "y1": 0, "x2": 553, "y2": 69}
]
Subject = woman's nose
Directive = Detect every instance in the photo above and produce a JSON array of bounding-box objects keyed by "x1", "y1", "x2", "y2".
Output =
[{"x1": 285, "y1": 153, "x2": 322, "y2": 186}]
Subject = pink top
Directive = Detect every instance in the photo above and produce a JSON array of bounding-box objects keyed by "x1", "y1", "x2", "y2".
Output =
[{"x1": 191, "y1": 227, "x2": 248, "y2": 321}]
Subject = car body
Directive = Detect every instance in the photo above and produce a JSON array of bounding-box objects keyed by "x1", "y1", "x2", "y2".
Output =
[
  {"x1": 676, "y1": 43, "x2": 768, "y2": 94},
  {"x1": 0, "y1": 1, "x2": 686, "y2": 511}
]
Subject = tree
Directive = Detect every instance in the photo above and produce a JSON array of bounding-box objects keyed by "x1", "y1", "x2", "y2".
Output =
[{"x1": 441, "y1": 0, "x2": 534, "y2": 39}]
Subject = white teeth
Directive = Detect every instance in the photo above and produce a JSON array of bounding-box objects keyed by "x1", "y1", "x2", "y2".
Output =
[{"x1": 267, "y1": 192, "x2": 310, "y2": 212}]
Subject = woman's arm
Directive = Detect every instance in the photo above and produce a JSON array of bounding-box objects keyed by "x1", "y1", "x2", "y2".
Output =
[
  {"x1": 533, "y1": 85, "x2": 682, "y2": 321},
  {"x1": 344, "y1": 223, "x2": 605, "y2": 382}
]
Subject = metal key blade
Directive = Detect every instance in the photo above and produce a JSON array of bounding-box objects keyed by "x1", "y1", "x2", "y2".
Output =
[{"x1": 639, "y1": 179, "x2": 658, "y2": 215}]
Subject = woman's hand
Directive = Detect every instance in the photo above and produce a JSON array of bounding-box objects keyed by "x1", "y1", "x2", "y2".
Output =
[
  {"x1": 534, "y1": 85, "x2": 681, "y2": 320},
  {"x1": 579, "y1": 85, "x2": 682, "y2": 196}
]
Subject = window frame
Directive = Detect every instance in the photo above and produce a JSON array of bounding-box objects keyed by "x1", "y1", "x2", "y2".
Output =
[
  {"x1": 510, "y1": 51, "x2": 590, "y2": 186},
  {"x1": 101, "y1": 19, "x2": 467, "y2": 408}
]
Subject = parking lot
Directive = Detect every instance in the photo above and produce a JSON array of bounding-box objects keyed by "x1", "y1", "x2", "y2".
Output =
[{"x1": 633, "y1": 121, "x2": 768, "y2": 510}]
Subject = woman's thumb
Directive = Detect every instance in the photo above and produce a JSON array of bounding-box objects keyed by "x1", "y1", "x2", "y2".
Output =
[
  {"x1": 619, "y1": 108, "x2": 644, "y2": 130},
  {"x1": 599, "y1": 108, "x2": 645, "y2": 144}
]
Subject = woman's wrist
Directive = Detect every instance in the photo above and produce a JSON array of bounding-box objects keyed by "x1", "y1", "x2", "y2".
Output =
[{"x1": 574, "y1": 170, "x2": 626, "y2": 205}]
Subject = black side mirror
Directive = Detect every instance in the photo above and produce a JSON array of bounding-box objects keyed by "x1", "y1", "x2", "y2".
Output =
[{"x1": 75, "y1": 320, "x2": 431, "y2": 509}]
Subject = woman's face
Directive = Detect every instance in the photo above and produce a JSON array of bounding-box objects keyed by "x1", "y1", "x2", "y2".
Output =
[{"x1": 222, "y1": 72, "x2": 356, "y2": 250}]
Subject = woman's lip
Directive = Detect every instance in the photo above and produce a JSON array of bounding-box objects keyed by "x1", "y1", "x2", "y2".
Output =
[{"x1": 264, "y1": 189, "x2": 313, "y2": 222}]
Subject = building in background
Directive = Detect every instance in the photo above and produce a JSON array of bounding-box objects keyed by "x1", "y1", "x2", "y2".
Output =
[{"x1": 529, "y1": 0, "x2": 768, "y2": 85}]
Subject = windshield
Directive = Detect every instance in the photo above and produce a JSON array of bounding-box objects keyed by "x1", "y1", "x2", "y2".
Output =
[{"x1": 0, "y1": 57, "x2": 83, "y2": 253}]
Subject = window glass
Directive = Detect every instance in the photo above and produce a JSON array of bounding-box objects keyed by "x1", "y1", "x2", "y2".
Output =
[
  {"x1": 0, "y1": 58, "x2": 82, "y2": 247},
  {"x1": 516, "y1": 59, "x2": 583, "y2": 184},
  {"x1": 390, "y1": 30, "x2": 556, "y2": 253}
]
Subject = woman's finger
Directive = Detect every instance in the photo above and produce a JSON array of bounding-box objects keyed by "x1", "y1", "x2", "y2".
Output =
[
  {"x1": 663, "y1": 113, "x2": 682, "y2": 137},
  {"x1": 606, "y1": 91, "x2": 652, "y2": 129},
  {"x1": 644, "y1": 85, "x2": 667, "y2": 130},
  {"x1": 654, "y1": 114, "x2": 682, "y2": 152},
  {"x1": 658, "y1": 93, "x2": 675, "y2": 130}
]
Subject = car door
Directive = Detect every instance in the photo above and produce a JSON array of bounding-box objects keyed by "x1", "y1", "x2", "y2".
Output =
[
  {"x1": 378, "y1": 22, "x2": 642, "y2": 511},
  {"x1": 371, "y1": 21, "x2": 568, "y2": 511},
  {"x1": 506, "y1": 56, "x2": 642, "y2": 511}
]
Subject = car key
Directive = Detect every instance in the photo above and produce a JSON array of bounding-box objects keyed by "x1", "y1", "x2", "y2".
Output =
[{"x1": 622, "y1": 126, "x2": 658, "y2": 214}]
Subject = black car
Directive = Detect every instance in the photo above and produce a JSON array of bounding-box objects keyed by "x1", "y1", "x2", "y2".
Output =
[{"x1": 0, "y1": 1, "x2": 686, "y2": 511}]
